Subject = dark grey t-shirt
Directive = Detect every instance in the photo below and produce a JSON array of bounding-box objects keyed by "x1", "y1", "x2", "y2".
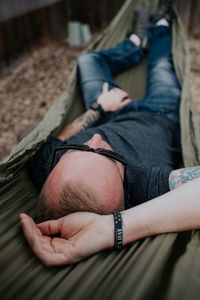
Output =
[{"x1": 28, "y1": 111, "x2": 181, "y2": 208}]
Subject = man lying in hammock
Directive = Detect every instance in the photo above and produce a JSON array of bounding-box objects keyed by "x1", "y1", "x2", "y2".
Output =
[{"x1": 20, "y1": 0, "x2": 200, "y2": 266}]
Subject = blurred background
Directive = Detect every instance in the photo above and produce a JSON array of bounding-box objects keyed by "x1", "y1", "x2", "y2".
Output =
[{"x1": 0, "y1": 0, "x2": 200, "y2": 161}]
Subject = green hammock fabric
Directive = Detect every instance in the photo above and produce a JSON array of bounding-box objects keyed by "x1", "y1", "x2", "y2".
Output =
[{"x1": 1, "y1": 0, "x2": 200, "y2": 299}]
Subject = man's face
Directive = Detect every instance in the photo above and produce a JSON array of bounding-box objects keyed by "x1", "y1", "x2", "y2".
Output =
[
  {"x1": 46, "y1": 134, "x2": 125, "y2": 213},
  {"x1": 84, "y1": 134, "x2": 125, "y2": 181}
]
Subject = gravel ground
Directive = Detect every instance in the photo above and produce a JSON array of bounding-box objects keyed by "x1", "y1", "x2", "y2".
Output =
[
  {"x1": 0, "y1": 37, "x2": 200, "y2": 162},
  {"x1": 0, "y1": 41, "x2": 84, "y2": 161}
]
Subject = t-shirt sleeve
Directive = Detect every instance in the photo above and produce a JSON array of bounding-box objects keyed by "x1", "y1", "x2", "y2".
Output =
[
  {"x1": 147, "y1": 167, "x2": 172, "y2": 200},
  {"x1": 27, "y1": 136, "x2": 65, "y2": 190}
]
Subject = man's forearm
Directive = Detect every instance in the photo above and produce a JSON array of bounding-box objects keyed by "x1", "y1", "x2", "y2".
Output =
[
  {"x1": 122, "y1": 177, "x2": 200, "y2": 245},
  {"x1": 169, "y1": 166, "x2": 200, "y2": 190},
  {"x1": 20, "y1": 177, "x2": 200, "y2": 266},
  {"x1": 57, "y1": 109, "x2": 100, "y2": 141}
]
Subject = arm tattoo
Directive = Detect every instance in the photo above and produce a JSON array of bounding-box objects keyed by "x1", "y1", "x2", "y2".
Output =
[
  {"x1": 56, "y1": 109, "x2": 101, "y2": 140},
  {"x1": 77, "y1": 110, "x2": 100, "y2": 130},
  {"x1": 169, "y1": 166, "x2": 200, "y2": 190}
]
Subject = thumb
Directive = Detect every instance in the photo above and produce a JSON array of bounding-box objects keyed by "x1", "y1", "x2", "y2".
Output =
[
  {"x1": 102, "y1": 82, "x2": 109, "y2": 93},
  {"x1": 37, "y1": 218, "x2": 63, "y2": 236}
]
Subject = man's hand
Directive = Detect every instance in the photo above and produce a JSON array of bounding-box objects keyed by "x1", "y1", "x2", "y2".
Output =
[
  {"x1": 19, "y1": 212, "x2": 114, "y2": 266},
  {"x1": 56, "y1": 82, "x2": 131, "y2": 141},
  {"x1": 97, "y1": 82, "x2": 132, "y2": 113}
]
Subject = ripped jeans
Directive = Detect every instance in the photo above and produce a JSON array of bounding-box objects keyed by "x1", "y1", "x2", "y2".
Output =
[{"x1": 77, "y1": 24, "x2": 181, "y2": 124}]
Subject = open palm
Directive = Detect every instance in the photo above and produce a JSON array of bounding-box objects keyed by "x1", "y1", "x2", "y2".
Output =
[{"x1": 20, "y1": 212, "x2": 113, "y2": 266}]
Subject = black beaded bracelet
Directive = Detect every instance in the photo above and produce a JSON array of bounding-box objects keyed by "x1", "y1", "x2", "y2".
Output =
[{"x1": 112, "y1": 211, "x2": 123, "y2": 250}]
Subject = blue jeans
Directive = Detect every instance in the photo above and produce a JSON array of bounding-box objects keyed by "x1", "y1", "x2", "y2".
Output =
[{"x1": 77, "y1": 25, "x2": 181, "y2": 124}]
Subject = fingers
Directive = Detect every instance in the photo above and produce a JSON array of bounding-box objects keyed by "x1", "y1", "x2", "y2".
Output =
[
  {"x1": 111, "y1": 88, "x2": 129, "y2": 98},
  {"x1": 102, "y1": 82, "x2": 109, "y2": 93},
  {"x1": 20, "y1": 214, "x2": 63, "y2": 237},
  {"x1": 20, "y1": 213, "x2": 42, "y2": 237},
  {"x1": 19, "y1": 213, "x2": 69, "y2": 266},
  {"x1": 113, "y1": 89, "x2": 131, "y2": 105},
  {"x1": 121, "y1": 98, "x2": 132, "y2": 107},
  {"x1": 37, "y1": 218, "x2": 63, "y2": 236},
  {"x1": 122, "y1": 96, "x2": 130, "y2": 102},
  {"x1": 20, "y1": 213, "x2": 43, "y2": 241},
  {"x1": 101, "y1": 85, "x2": 130, "y2": 101},
  {"x1": 20, "y1": 213, "x2": 47, "y2": 260}
]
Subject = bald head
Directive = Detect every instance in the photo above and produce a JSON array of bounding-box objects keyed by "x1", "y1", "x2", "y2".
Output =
[{"x1": 37, "y1": 134, "x2": 125, "y2": 220}]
